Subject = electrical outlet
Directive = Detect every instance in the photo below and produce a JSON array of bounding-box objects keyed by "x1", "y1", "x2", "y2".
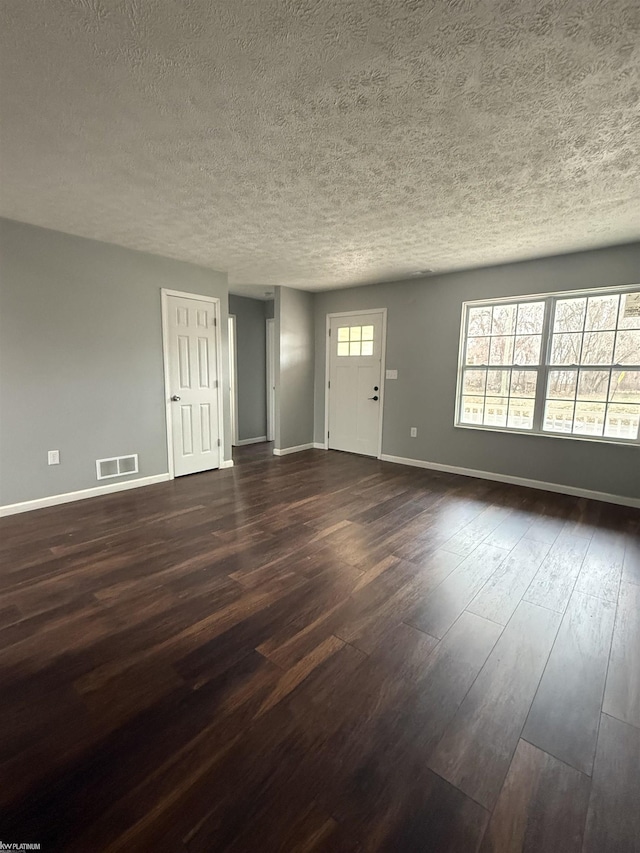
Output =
[
  {"x1": 48, "y1": 450, "x2": 60, "y2": 465},
  {"x1": 410, "y1": 427, "x2": 417, "y2": 438}
]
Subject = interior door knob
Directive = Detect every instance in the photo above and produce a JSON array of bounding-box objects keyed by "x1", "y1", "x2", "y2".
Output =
[{"x1": 171, "y1": 395, "x2": 181, "y2": 401}]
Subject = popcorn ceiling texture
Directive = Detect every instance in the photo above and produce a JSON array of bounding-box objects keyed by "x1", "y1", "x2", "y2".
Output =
[{"x1": 0, "y1": 0, "x2": 639, "y2": 290}]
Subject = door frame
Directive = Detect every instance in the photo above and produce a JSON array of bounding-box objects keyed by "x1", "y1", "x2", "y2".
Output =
[
  {"x1": 266, "y1": 318, "x2": 276, "y2": 442},
  {"x1": 161, "y1": 288, "x2": 225, "y2": 479},
  {"x1": 228, "y1": 314, "x2": 239, "y2": 446},
  {"x1": 324, "y1": 308, "x2": 388, "y2": 459}
]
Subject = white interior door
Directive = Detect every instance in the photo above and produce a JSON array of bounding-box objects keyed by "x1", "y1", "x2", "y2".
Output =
[
  {"x1": 266, "y1": 318, "x2": 276, "y2": 442},
  {"x1": 328, "y1": 311, "x2": 384, "y2": 457},
  {"x1": 165, "y1": 294, "x2": 220, "y2": 476}
]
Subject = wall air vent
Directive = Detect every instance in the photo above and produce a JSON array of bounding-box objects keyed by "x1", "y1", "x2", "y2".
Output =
[{"x1": 96, "y1": 454, "x2": 139, "y2": 480}]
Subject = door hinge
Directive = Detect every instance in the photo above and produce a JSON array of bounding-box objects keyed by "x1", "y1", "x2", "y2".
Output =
[
  {"x1": 328, "y1": 328, "x2": 331, "y2": 337},
  {"x1": 217, "y1": 438, "x2": 221, "y2": 447},
  {"x1": 213, "y1": 317, "x2": 217, "y2": 327},
  {"x1": 327, "y1": 430, "x2": 330, "y2": 438},
  {"x1": 328, "y1": 380, "x2": 330, "y2": 389}
]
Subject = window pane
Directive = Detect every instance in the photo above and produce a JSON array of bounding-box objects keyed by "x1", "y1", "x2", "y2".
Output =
[
  {"x1": 586, "y1": 295, "x2": 619, "y2": 331},
  {"x1": 618, "y1": 293, "x2": 640, "y2": 330},
  {"x1": 337, "y1": 342, "x2": 349, "y2": 356},
  {"x1": 489, "y1": 336, "x2": 514, "y2": 365},
  {"x1": 573, "y1": 402, "x2": 605, "y2": 436},
  {"x1": 361, "y1": 340, "x2": 373, "y2": 356},
  {"x1": 463, "y1": 369, "x2": 487, "y2": 395},
  {"x1": 581, "y1": 331, "x2": 615, "y2": 364},
  {"x1": 554, "y1": 298, "x2": 586, "y2": 332},
  {"x1": 516, "y1": 302, "x2": 545, "y2": 334},
  {"x1": 609, "y1": 370, "x2": 640, "y2": 403},
  {"x1": 514, "y1": 335, "x2": 542, "y2": 365},
  {"x1": 492, "y1": 304, "x2": 516, "y2": 336},
  {"x1": 614, "y1": 330, "x2": 640, "y2": 365},
  {"x1": 544, "y1": 400, "x2": 575, "y2": 433},
  {"x1": 349, "y1": 326, "x2": 361, "y2": 341},
  {"x1": 349, "y1": 341, "x2": 361, "y2": 356},
  {"x1": 487, "y1": 369, "x2": 510, "y2": 395},
  {"x1": 461, "y1": 396, "x2": 485, "y2": 424},
  {"x1": 577, "y1": 370, "x2": 610, "y2": 402},
  {"x1": 510, "y1": 370, "x2": 537, "y2": 397},
  {"x1": 466, "y1": 337, "x2": 490, "y2": 365},
  {"x1": 361, "y1": 325, "x2": 374, "y2": 340},
  {"x1": 338, "y1": 327, "x2": 349, "y2": 341},
  {"x1": 468, "y1": 306, "x2": 492, "y2": 336},
  {"x1": 547, "y1": 370, "x2": 578, "y2": 400},
  {"x1": 550, "y1": 333, "x2": 581, "y2": 365},
  {"x1": 507, "y1": 399, "x2": 535, "y2": 429},
  {"x1": 483, "y1": 397, "x2": 508, "y2": 427},
  {"x1": 605, "y1": 404, "x2": 640, "y2": 440}
]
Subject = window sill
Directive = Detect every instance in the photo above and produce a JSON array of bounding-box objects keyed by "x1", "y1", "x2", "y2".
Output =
[{"x1": 454, "y1": 422, "x2": 639, "y2": 448}]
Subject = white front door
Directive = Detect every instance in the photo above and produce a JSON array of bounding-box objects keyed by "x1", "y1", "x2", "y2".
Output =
[
  {"x1": 328, "y1": 311, "x2": 385, "y2": 457},
  {"x1": 165, "y1": 294, "x2": 220, "y2": 476}
]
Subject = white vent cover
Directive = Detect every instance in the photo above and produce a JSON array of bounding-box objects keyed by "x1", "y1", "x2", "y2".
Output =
[{"x1": 96, "y1": 454, "x2": 139, "y2": 480}]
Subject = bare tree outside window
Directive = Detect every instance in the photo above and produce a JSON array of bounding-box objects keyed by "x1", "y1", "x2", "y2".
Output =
[{"x1": 458, "y1": 289, "x2": 640, "y2": 443}]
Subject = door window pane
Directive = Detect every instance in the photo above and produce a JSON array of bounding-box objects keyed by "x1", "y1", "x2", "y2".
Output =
[
  {"x1": 349, "y1": 341, "x2": 361, "y2": 356},
  {"x1": 349, "y1": 326, "x2": 361, "y2": 341},
  {"x1": 338, "y1": 327, "x2": 350, "y2": 341},
  {"x1": 361, "y1": 340, "x2": 374, "y2": 356},
  {"x1": 362, "y1": 325, "x2": 374, "y2": 340}
]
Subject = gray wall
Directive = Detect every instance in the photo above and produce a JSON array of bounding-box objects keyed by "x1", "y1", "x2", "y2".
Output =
[
  {"x1": 314, "y1": 243, "x2": 640, "y2": 501},
  {"x1": 275, "y1": 286, "x2": 315, "y2": 450},
  {"x1": 0, "y1": 218, "x2": 230, "y2": 507},
  {"x1": 229, "y1": 294, "x2": 267, "y2": 441}
]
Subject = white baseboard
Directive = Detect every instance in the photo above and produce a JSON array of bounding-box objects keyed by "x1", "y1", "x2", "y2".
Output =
[
  {"x1": 235, "y1": 436, "x2": 267, "y2": 446},
  {"x1": 313, "y1": 442, "x2": 327, "y2": 450},
  {"x1": 273, "y1": 443, "x2": 315, "y2": 456},
  {"x1": 219, "y1": 459, "x2": 234, "y2": 469},
  {"x1": 0, "y1": 473, "x2": 171, "y2": 518},
  {"x1": 379, "y1": 454, "x2": 640, "y2": 510}
]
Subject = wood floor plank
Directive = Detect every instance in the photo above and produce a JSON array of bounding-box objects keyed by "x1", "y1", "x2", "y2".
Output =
[
  {"x1": 428, "y1": 601, "x2": 561, "y2": 809},
  {"x1": 468, "y1": 537, "x2": 551, "y2": 626},
  {"x1": 479, "y1": 739, "x2": 591, "y2": 853},
  {"x1": 406, "y1": 542, "x2": 511, "y2": 638},
  {"x1": 574, "y1": 534, "x2": 625, "y2": 603},
  {"x1": 524, "y1": 532, "x2": 589, "y2": 613},
  {"x1": 582, "y1": 714, "x2": 640, "y2": 853},
  {"x1": 603, "y1": 581, "x2": 640, "y2": 729},
  {"x1": 522, "y1": 590, "x2": 615, "y2": 774}
]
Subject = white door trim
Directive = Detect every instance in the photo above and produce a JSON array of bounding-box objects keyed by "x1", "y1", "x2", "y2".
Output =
[
  {"x1": 324, "y1": 308, "x2": 388, "y2": 459},
  {"x1": 228, "y1": 314, "x2": 239, "y2": 446},
  {"x1": 161, "y1": 289, "x2": 226, "y2": 479},
  {"x1": 266, "y1": 318, "x2": 276, "y2": 442}
]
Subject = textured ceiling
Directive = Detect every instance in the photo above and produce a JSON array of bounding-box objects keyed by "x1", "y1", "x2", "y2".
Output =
[{"x1": 1, "y1": 0, "x2": 639, "y2": 290}]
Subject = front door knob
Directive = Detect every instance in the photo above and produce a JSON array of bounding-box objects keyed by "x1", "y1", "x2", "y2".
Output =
[
  {"x1": 368, "y1": 395, "x2": 379, "y2": 401},
  {"x1": 171, "y1": 395, "x2": 181, "y2": 401}
]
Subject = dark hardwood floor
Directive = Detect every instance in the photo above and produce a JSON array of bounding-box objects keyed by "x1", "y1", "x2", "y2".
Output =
[{"x1": 1, "y1": 443, "x2": 638, "y2": 852}]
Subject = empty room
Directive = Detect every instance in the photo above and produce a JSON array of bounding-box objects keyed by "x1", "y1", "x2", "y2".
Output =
[{"x1": 1, "y1": 1, "x2": 639, "y2": 851}]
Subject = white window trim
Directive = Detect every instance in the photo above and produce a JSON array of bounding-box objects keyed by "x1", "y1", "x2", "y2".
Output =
[{"x1": 455, "y1": 283, "x2": 640, "y2": 448}]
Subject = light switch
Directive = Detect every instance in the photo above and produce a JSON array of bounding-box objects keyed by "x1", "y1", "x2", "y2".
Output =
[
  {"x1": 386, "y1": 369, "x2": 398, "y2": 380},
  {"x1": 48, "y1": 450, "x2": 60, "y2": 465}
]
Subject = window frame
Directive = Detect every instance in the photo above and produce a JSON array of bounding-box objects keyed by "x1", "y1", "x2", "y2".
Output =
[{"x1": 455, "y1": 284, "x2": 640, "y2": 447}]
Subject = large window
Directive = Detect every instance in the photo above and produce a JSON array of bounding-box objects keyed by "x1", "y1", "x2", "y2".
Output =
[{"x1": 457, "y1": 287, "x2": 640, "y2": 444}]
